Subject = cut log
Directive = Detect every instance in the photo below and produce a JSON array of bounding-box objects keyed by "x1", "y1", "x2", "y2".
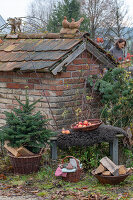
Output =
[
  {"x1": 4, "y1": 141, "x2": 20, "y2": 157},
  {"x1": 126, "y1": 168, "x2": 132, "y2": 174},
  {"x1": 102, "y1": 171, "x2": 111, "y2": 176},
  {"x1": 118, "y1": 165, "x2": 127, "y2": 175},
  {"x1": 17, "y1": 147, "x2": 34, "y2": 156},
  {"x1": 94, "y1": 164, "x2": 106, "y2": 175},
  {"x1": 100, "y1": 157, "x2": 119, "y2": 176}
]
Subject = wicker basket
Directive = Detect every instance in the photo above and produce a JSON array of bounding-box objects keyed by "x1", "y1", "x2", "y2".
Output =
[
  {"x1": 9, "y1": 153, "x2": 42, "y2": 174},
  {"x1": 71, "y1": 119, "x2": 102, "y2": 132},
  {"x1": 61, "y1": 156, "x2": 82, "y2": 182},
  {"x1": 92, "y1": 170, "x2": 131, "y2": 185}
]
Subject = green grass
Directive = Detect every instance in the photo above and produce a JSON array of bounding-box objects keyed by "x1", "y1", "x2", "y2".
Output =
[
  {"x1": 1, "y1": 166, "x2": 132, "y2": 199},
  {"x1": 0, "y1": 149, "x2": 133, "y2": 199}
]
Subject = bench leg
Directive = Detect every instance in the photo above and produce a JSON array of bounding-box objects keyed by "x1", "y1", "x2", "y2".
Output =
[
  {"x1": 51, "y1": 140, "x2": 57, "y2": 160},
  {"x1": 109, "y1": 142, "x2": 113, "y2": 159},
  {"x1": 113, "y1": 137, "x2": 118, "y2": 165},
  {"x1": 109, "y1": 138, "x2": 118, "y2": 165}
]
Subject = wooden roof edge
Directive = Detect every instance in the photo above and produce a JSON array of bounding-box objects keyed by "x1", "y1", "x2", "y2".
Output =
[
  {"x1": 0, "y1": 34, "x2": 7, "y2": 39},
  {"x1": 3, "y1": 32, "x2": 89, "y2": 40},
  {"x1": 51, "y1": 42, "x2": 86, "y2": 75},
  {"x1": 84, "y1": 35, "x2": 117, "y2": 65}
]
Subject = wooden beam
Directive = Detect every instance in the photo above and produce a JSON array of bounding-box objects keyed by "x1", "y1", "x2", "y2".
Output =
[
  {"x1": 86, "y1": 42, "x2": 116, "y2": 68},
  {"x1": 51, "y1": 42, "x2": 86, "y2": 75}
]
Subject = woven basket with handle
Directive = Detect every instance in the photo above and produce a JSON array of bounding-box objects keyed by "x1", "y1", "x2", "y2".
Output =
[{"x1": 61, "y1": 156, "x2": 82, "y2": 182}]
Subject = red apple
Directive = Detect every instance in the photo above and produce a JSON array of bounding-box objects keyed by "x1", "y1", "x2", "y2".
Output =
[
  {"x1": 65, "y1": 130, "x2": 70, "y2": 134},
  {"x1": 83, "y1": 120, "x2": 88, "y2": 125},
  {"x1": 83, "y1": 125, "x2": 87, "y2": 127},
  {"x1": 62, "y1": 128, "x2": 66, "y2": 134},
  {"x1": 78, "y1": 124, "x2": 83, "y2": 128},
  {"x1": 78, "y1": 122, "x2": 83, "y2": 125}
]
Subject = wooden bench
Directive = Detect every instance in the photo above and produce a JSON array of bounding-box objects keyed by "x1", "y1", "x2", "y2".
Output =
[{"x1": 50, "y1": 134, "x2": 124, "y2": 165}]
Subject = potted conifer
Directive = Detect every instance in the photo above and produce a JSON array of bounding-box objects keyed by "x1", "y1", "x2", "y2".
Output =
[{"x1": 0, "y1": 89, "x2": 55, "y2": 174}]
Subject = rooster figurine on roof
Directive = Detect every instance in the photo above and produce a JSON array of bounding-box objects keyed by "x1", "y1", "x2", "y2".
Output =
[
  {"x1": 60, "y1": 16, "x2": 84, "y2": 34},
  {"x1": 62, "y1": 16, "x2": 70, "y2": 28},
  {"x1": 69, "y1": 17, "x2": 84, "y2": 29}
]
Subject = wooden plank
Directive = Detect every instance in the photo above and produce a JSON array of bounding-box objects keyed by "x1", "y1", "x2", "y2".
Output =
[
  {"x1": 115, "y1": 134, "x2": 124, "y2": 138},
  {"x1": 100, "y1": 156, "x2": 119, "y2": 176},
  {"x1": 86, "y1": 42, "x2": 115, "y2": 68},
  {"x1": 17, "y1": 147, "x2": 34, "y2": 156},
  {"x1": 6, "y1": 34, "x2": 19, "y2": 39},
  {"x1": 51, "y1": 42, "x2": 86, "y2": 75},
  {"x1": 4, "y1": 141, "x2": 20, "y2": 157},
  {"x1": 50, "y1": 136, "x2": 57, "y2": 141}
]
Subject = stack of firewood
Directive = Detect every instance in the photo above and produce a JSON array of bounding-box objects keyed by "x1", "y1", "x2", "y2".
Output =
[
  {"x1": 93, "y1": 157, "x2": 132, "y2": 176},
  {"x1": 4, "y1": 141, "x2": 34, "y2": 157}
]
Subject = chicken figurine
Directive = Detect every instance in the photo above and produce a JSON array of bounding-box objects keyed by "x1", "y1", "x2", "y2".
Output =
[
  {"x1": 60, "y1": 16, "x2": 84, "y2": 34},
  {"x1": 69, "y1": 17, "x2": 84, "y2": 29},
  {"x1": 62, "y1": 16, "x2": 70, "y2": 28}
]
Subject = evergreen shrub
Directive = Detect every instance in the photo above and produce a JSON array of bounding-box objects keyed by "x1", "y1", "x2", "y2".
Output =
[
  {"x1": 0, "y1": 89, "x2": 55, "y2": 154},
  {"x1": 87, "y1": 68, "x2": 133, "y2": 128}
]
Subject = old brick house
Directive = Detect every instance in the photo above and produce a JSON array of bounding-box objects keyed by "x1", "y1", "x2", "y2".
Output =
[{"x1": 0, "y1": 32, "x2": 116, "y2": 130}]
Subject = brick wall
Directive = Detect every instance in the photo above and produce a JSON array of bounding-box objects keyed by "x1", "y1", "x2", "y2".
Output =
[{"x1": 0, "y1": 50, "x2": 101, "y2": 130}]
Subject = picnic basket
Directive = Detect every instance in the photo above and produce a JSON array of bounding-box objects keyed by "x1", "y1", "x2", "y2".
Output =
[{"x1": 61, "y1": 156, "x2": 82, "y2": 182}]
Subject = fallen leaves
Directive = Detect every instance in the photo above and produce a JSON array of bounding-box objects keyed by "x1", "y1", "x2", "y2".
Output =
[
  {"x1": 51, "y1": 189, "x2": 111, "y2": 200},
  {"x1": 0, "y1": 174, "x2": 7, "y2": 180},
  {"x1": 117, "y1": 192, "x2": 130, "y2": 199}
]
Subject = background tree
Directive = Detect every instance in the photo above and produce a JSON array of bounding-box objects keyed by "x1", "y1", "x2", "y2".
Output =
[
  {"x1": 80, "y1": 0, "x2": 115, "y2": 39},
  {"x1": 25, "y1": 0, "x2": 57, "y2": 33},
  {"x1": 26, "y1": 0, "x2": 89, "y2": 33},
  {"x1": 24, "y1": 0, "x2": 133, "y2": 54},
  {"x1": 102, "y1": 0, "x2": 133, "y2": 50},
  {"x1": 109, "y1": 0, "x2": 133, "y2": 54},
  {"x1": 80, "y1": 0, "x2": 133, "y2": 53},
  {"x1": 47, "y1": 0, "x2": 89, "y2": 33}
]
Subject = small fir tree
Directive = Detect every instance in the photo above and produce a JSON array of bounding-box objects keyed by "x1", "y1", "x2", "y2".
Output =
[{"x1": 0, "y1": 89, "x2": 55, "y2": 153}]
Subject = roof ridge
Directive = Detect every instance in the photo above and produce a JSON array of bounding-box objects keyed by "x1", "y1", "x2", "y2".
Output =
[{"x1": 0, "y1": 32, "x2": 89, "y2": 40}]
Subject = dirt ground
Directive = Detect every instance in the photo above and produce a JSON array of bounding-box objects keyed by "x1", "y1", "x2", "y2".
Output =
[{"x1": 0, "y1": 196, "x2": 38, "y2": 200}]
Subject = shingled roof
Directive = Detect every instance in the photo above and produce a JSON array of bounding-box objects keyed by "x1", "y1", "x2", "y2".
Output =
[{"x1": 0, "y1": 32, "x2": 117, "y2": 75}]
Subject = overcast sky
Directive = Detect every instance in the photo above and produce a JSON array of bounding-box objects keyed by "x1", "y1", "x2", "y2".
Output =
[
  {"x1": 0, "y1": 0, "x2": 33, "y2": 20},
  {"x1": 0, "y1": 0, "x2": 133, "y2": 21}
]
